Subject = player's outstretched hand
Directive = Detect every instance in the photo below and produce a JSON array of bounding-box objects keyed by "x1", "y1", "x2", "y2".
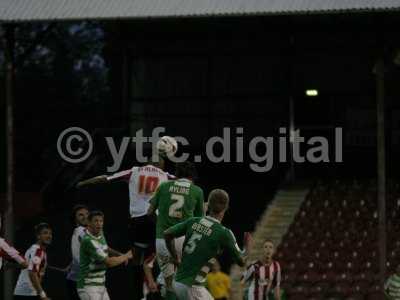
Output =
[{"x1": 125, "y1": 250, "x2": 133, "y2": 260}]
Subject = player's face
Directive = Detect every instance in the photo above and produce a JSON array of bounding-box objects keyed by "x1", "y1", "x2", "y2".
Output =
[
  {"x1": 89, "y1": 216, "x2": 104, "y2": 235},
  {"x1": 263, "y1": 241, "x2": 274, "y2": 259},
  {"x1": 38, "y1": 228, "x2": 53, "y2": 246},
  {"x1": 76, "y1": 208, "x2": 89, "y2": 226}
]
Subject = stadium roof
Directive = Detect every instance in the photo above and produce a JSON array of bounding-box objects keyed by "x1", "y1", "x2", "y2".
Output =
[{"x1": 1, "y1": 0, "x2": 400, "y2": 22}]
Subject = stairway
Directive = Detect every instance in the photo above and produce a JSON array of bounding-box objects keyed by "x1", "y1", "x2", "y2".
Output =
[
  {"x1": 230, "y1": 182, "x2": 310, "y2": 300},
  {"x1": 249, "y1": 184, "x2": 309, "y2": 260}
]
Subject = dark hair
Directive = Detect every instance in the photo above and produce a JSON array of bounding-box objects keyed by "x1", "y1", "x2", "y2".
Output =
[
  {"x1": 88, "y1": 210, "x2": 104, "y2": 221},
  {"x1": 264, "y1": 239, "x2": 275, "y2": 245},
  {"x1": 176, "y1": 161, "x2": 197, "y2": 180},
  {"x1": 208, "y1": 189, "x2": 229, "y2": 214},
  {"x1": 34, "y1": 223, "x2": 51, "y2": 236},
  {"x1": 72, "y1": 204, "x2": 89, "y2": 219}
]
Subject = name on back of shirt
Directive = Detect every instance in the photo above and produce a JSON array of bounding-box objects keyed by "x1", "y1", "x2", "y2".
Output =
[
  {"x1": 169, "y1": 185, "x2": 190, "y2": 195},
  {"x1": 192, "y1": 222, "x2": 212, "y2": 236}
]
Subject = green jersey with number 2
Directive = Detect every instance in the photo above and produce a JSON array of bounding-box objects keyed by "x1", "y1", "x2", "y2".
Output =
[
  {"x1": 151, "y1": 178, "x2": 205, "y2": 239},
  {"x1": 164, "y1": 216, "x2": 244, "y2": 286}
]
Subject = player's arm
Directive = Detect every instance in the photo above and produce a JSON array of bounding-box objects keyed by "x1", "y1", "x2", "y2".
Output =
[
  {"x1": 104, "y1": 252, "x2": 132, "y2": 268},
  {"x1": 222, "y1": 230, "x2": 245, "y2": 267},
  {"x1": 163, "y1": 220, "x2": 191, "y2": 263},
  {"x1": 29, "y1": 271, "x2": 49, "y2": 300},
  {"x1": 0, "y1": 238, "x2": 28, "y2": 268},
  {"x1": 108, "y1": 247, "x2": 123, "y2": 257},
  {"x1": 76, "y1": 169, "x2": 132, "y2": 188},
  {"x1": 147, "y1": 184, "x2": 163, "y2": 216},
  {"x1": 194, "y1": 188, "x2": 205, "y2": 217},
  {"x1": 27, "y1": 248, "x2": 49, "y2": 299},
  {"x1": 83, "y1": 239, "x2": 132, "y2": 268}
]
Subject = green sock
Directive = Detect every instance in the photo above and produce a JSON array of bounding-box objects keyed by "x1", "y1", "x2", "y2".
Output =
[{"x1": 165, "y1": 290, "x2": 177, "y2": 300}]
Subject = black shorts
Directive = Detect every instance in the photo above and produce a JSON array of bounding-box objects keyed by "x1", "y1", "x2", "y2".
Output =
[
  {"x1": 129, "y1": 215, "x2": 156, "y2": 250},
  {"x1": 14, "y1": 296, "x2": 40, "y2": 300}
]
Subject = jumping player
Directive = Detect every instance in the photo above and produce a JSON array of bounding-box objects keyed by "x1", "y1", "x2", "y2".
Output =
[
  {"x1": 243, "y1": 239, "x2": 281, "y2": 300},
  {"x1": 163, "y1": 189, "x2": 247, "y2": 300},
  {"x1": 14, "y1": 223, "x2": 53, "y2": 300},
  {"x1": 147, "y1": 162, "x2": 204, "y2": 300},
  {"x1": 76, "y1": 156, "x2": 172, "y2": 264}
]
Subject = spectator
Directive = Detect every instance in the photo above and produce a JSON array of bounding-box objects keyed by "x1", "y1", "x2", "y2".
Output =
[{"x1": 206, "y1": 260, "x2": 231, "y2": 300}]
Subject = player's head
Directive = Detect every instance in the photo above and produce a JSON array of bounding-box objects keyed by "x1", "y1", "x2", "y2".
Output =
[
  {"x1": 176, "y1": 161, "x2": 197, "y2": 181},
  {"x1": 263, "y1": 239, "x2": 275, "y2": 260},
  {"x1": 211, "y1": 259, "x2": 221, "y2": 273},
  {"x1": 35, "y1": 223, "x2": 52, "y2": 246},
  {"x1": 208, "y1": 189, "x2": 229, "y2": 216},
  {"x1": 87, "y1": 210, "x2": 104, "y2": 236},
  {"x1": 72, "y1": 204, "x2": 89, "y2": 227},
  {"x1": 149, "y1": 154, "x2": 165, "y2": 170}
]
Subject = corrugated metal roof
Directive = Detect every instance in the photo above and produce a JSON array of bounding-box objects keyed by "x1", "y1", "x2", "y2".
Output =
[{"x1": 1, "y1": 0, "x2": 400, "y2": 22}]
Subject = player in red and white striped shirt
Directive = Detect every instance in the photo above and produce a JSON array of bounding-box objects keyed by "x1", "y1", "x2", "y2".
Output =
[
  {"x1": 14, "y1": 223, "x2": 52, "y2": 300},
  {"x1": 243, "y1": 239, "x2": 282, "y2": 300},
  {"x1": 0, "y1": 215, "x2": 27, "y2": 270}
]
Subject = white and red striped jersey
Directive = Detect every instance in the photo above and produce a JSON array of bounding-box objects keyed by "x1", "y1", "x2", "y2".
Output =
[
  {"x1": 0, "y1": 237, "x2": 25, "y2": 270},
  {"x1": 14, "y1": 244, "x2": 47, "y2": 296},
  {"x1": 243, "y1": 260, "x2": 281, "y2": 300},
  {"x1": 107, "y1": 165, "x2": 173, "y2": 218}
]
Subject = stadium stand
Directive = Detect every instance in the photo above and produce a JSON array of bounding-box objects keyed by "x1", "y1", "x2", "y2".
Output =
[{"x1": 274, "y1": 179, "x2": 400, "y2": 300}]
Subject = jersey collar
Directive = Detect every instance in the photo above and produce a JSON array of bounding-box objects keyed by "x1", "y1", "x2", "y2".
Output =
[
  {"x1": 178, "y1": 178, "x2": 192, "y2": 182},
  {"x1": 87, "y1": 230, "x2": 103, "y2": 240},
  {"x1": 206, "y1": 216, "x2": 221, "y2": 223}
]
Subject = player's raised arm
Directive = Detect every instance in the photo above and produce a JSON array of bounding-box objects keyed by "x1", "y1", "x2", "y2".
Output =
[
  {"x1": 222, "y1": 229, "x2": 245, "y2": 267},
  {"x1": 76, "y1": 169, "x2": 132, "y2": 188}
]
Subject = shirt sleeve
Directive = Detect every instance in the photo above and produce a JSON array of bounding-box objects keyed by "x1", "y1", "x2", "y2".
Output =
[
  {"x1": 222, "y1": 229, "x2": 244, "y2": 266},
  {"x1": 106, "y1": 169, "x2": 132, "y2": 182},
  {"x1": 28, "y1": 247, "x2": 43, "y2": 273},
  {"x1": 194, "y1": 188, "x2": 205, "y2": 218},
  {"x1": 82, "y1": 239, "x2": 108, "y2": 263},
  {"x1": 0, "y1": 238, "x2": 25, "y2": 265},
  {"x1": 164, "y1": 218, "x2": 191, "y2": 238}
]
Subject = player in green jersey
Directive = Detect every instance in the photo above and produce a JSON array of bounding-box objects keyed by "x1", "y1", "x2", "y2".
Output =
[
  {"x1": 77, "y1": 211, "x2": 132, "y2": 300},
  {"x1": 147, "y1": 162, "x2": 205, "y2": 300},
  {"x1": 164, "y1": 189, "x2": 247, "y2": 300}
]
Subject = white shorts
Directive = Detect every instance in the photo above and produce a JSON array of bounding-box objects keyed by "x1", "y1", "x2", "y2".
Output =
[
  {"x1": 78, "y1": 286, "x2": 110, "y2": 300},
  {"x1": 174, "y1": 281, "x2": 214, "y2": 300},
  {"x1": 156, "y1": 237, "x2": 185, "y2": 278}
]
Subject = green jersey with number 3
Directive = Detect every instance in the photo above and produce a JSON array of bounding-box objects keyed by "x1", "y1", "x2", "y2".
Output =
[
  {"x1": 164, "y1": 216, "x2": 244, "y2": 286},
  {"x1": 151, "y1": 178, "x2": 205, "y2": 239}
]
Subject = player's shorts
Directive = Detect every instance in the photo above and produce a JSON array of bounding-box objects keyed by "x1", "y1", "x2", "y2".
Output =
[
  {"x1": 156, "y1": 237, "x2": 185, "y2": 279},
  {"x1": 77, "y1": 286, "x2": 110, "y2": 300},
  {"x1": 129, "y1": 215, "x2": 156, "y2": 249},
  {"x1": 174, "y1": 281, "x2": 213, "y2": 300}
]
